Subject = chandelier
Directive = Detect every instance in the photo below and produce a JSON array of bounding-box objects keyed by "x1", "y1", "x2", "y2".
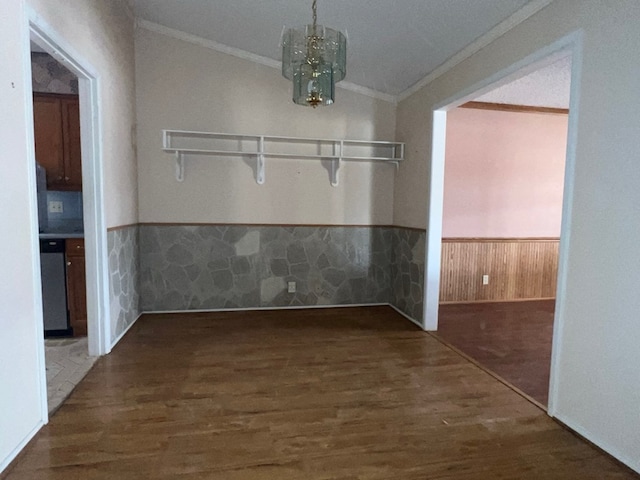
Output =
[{"x1": 281, "y1": 0, "x2": 347, "y2": 107}]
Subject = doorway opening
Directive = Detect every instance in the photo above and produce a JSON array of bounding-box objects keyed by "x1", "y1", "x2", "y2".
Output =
[
  {"x1": 31, "y1": 45, "x2": 98, "y2": 412},
  {"x1": 435, "y1": 55, "x2": 571, "y2": 408},
  {"x1": 423, "y1": 32, "x2": 583, "y2": 416},
  {"x1": 27, "y1": 9, "x2": 111, "y2": 416}
]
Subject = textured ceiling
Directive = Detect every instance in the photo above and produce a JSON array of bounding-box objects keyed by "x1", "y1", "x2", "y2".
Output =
[
  {"x1": 476, "y1": 56, "x2": 572, "y2": 108},
  {"x1": 132, "y1": 0, "x2": 537, "y2": 97}
]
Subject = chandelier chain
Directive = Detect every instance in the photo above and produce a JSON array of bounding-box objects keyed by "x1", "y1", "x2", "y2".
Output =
[{"x1": 312, "y1": 0, "x2": 317, "y2": 28}]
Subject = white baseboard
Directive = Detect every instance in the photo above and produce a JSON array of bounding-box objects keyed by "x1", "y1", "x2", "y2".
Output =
[
  {"x1": 112, "y1": 303, "x2": 421, "y2": 350},
  {"x1": 0, "y1": 420, "x2": 44, "y2": 475},
  {"x1": 143, "y1": 302, "x2": 389, "y2": 315},
  {"x1": 110, "y1": 311, "x2": 143, "y2": 350},
  {"x1": 388, "y1": 304, "x2": 424, "y2": 330},
  {"x1": 552, "y1": 412, "x2": 639, "y2": 474}
]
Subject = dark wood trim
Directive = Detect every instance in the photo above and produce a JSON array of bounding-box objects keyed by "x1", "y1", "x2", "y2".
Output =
[
  {"x1": 392, "y1": 225, "x2": 427, "y2": 233},
  {"x1": 461, "y1": 101, "x2": 569, "y2": 115},
  {"x1": 138, "y1": 222, "x2": 397, "y2": 229},
  {"x1": 108, "y1": 223, "x2": 428, "y2": 231},
  {"x1": 442, "y1": 237, "x2": 560, "y2": 243},
  {"x1": 106, "y1": 223, "x2": 138, "y2": 232},
  {"x1": 32, "y1": 92, "x2": 79, "y2": 101},
  {"x1": 440, "y1": 297, "x2": 556, "y2": 305}
]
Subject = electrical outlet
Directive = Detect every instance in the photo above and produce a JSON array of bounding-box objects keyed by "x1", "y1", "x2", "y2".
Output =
[
  {"x1": 48, "y1": 201, "x2": 63, "y2": 213},
  {"x1": 287, "y1": 281, "x2": 296, "y2": 293},
  {"x1": 482, "y1": 274, "x2": 489, "y2": 285}
]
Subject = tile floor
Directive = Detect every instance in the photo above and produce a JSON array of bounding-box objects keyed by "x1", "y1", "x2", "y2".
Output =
[{"x1": 45, "y1": 337, "x2": 97, "y2": 414}]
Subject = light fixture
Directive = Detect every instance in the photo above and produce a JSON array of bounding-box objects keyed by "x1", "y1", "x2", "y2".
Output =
[{"x1": 281, "y1": 0, "x2": 347, "y2": 107}]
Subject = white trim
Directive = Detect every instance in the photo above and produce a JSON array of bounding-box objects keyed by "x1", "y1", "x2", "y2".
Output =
[
  {"x1": 422, "y1": 110, "x2": 447, "y2": 331},
  {"x1": 553, "y1": 412, "x2": 639, "y2": 474},
  {"x1": 136, "y1": 19, "x2": 396, "y2": 104},
  {"x1": 110, "y1": 313, "x2": 143, "y2": 349},
  {"x1": 144, "y1": 302, "x2": 389, "y2": 315},
  {"x1": 27, "y1": 6, "x2": 111, "y2": 357},
  {"x1": 424, "y1": 31, "x2": 584, "y2": 415},
  {"x1": 0, "y1": 421, "x2": 45, "y2": 474},
  {"x1": 397, "y1": 0, "x2": 556, "y2": 102},
  {"x1": 547, "y1": 32, "x2": 583, "y2": 417},
  {"x1": 388, "y1": 304, "x2": 424, "y2": 330}
]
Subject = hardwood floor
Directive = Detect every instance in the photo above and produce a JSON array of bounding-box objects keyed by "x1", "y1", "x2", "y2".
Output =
[
  {"x1": 436, "y1": 300, "x2": 555, "y2": 406},
  {"x1": 5, "y1": 306, "x2": 637, "y2": 479}
]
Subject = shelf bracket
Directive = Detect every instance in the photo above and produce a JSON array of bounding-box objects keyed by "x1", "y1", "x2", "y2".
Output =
[
  {"x1": 256, "y1": 137, "x2": 265, "y2": 184},
  {"x1": 330, "y1": 140, "x2": 343, "y2": 187},
  {"x1": 175, "y1": 152, "x2": 184, "y2": 182},
  {"x1": 330, "y1": 158, "x2": 340, "y2": 187}
]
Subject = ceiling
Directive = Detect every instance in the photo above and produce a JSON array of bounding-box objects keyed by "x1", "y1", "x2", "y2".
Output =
[
  {"x1": 476, "y1": 56, "x2": 572, "y2": 109},
  {"x1": 132, "y1": 0, "x2": 542, "y2": 97}
]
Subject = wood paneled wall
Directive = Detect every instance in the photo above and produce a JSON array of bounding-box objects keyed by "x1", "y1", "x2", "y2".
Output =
[{"x1": 440, "y1": 238, "x2": 559, "y2": 303}]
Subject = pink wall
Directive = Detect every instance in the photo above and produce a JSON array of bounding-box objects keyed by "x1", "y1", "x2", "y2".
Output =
[{"x1": 443, "y1": 107, "x2": 568, "y2": 238}]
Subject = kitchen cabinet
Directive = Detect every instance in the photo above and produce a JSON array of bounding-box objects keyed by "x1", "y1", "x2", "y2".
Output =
[
  {"x1": 65, "y1": 238, "x2": 87, "y2": 336},
  {"x1": 33, "y1": 93, "x2": 82, "y2": 191}
]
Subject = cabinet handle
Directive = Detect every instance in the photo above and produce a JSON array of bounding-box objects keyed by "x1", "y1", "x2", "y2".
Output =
[
  {"x1": 76, "y1": 245, "x2": 81, "y2": 249},
  {"x1": 65, "y1": 177, "x2": 70, "y2": 181},
  {"x1": 67, "y1": 261, "x2": 72, "y2": 266},
  {"x1": 57, "y1": 175, "x2": 63, "y2": 180}
]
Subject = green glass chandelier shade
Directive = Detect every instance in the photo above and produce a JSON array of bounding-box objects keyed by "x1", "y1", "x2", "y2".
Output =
[{"x1": 282, "y1": 22, "x2": 347, "y2": 107}]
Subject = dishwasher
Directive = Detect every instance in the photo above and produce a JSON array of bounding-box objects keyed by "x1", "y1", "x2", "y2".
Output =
[{"x1": 40, "y1": 239, "x2": 72, "y2": 336}]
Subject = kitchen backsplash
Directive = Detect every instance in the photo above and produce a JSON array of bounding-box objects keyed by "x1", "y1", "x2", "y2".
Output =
[{"x1": 46, "y1": 191, "x2": 83, "y2": 223}]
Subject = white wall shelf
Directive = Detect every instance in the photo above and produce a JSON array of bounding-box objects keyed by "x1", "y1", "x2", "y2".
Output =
[{"x1": 162, "y1": 129, "x2": 404, "y2": 186}]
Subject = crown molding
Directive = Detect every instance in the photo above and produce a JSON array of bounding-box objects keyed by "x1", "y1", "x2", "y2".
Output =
[
  {"x1": 118, "y1": 0, "x2": 135, "y2": 22},
  {"x1": 137, "y1": 19, "x2": 281, "y2": 69},
  {"x1": 136, "y1": 19, "x2": 396, "y2": 104},
  {"x1": 397, "y1": 0, "x2": 556, "y2": 102}
]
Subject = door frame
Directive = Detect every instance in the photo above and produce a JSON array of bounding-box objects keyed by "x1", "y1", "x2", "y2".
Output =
[
  {"x1": 26, "y1": 6, "x2": 111, "y2": 365},
  {"x1": 423, "y1": 30, "x2": 584, "y2": 416}
]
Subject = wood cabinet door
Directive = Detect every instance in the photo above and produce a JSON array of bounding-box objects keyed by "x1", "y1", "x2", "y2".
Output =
[
  {"x1": 66, "y1": 239, "x2": 87, "y2": 336},
  {"x1": 33, "y1": 95, "x2": 65, "y2": 189},
  {"x1": 62, "y1": 98, "x2": 82, "y2": 190}
]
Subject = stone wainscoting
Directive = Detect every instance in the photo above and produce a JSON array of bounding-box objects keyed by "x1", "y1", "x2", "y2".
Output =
[
  {"x1": 108, "y1": 225, "x2": 140, "y2": 343},
  {"x1": 139, "y1": 225, "x2": 394, "y2": 312},
  {"x1": 390, "y1": 227, "x2": 425, "y2": 323},
  {"x1": 105, "y1": 224, "x2": 424, "y2": 329}
]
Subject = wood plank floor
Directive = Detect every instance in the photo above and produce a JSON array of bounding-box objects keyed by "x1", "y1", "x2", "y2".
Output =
[
  {"x1": 436, "y1": 300, "x2": 555, "y2": 406},
  {"x1": 5, "y1": 306, "x2": 637, "y2": 479}
]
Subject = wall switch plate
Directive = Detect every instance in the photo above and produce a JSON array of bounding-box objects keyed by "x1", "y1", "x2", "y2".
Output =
[
  {"x1": 48, "y1": 200, "x2": 63, "y2": 213},
  {"x1": 482, "y1": 274, "x2": 489, "y2": 285},
  {"x1": 287, "y1": 281, "x2": 296, "y2": 293}
]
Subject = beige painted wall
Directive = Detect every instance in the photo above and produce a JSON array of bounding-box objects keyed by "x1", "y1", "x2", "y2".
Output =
[
  {"x1": 135, "y1": 27, "x2": 396, "y2": 225},
  {"x1": 28, "y1": 0, "x2": 138, "y2": 227},
  {"x1": 395, "y1": 0, "x2": 640, "y2": 472}
]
